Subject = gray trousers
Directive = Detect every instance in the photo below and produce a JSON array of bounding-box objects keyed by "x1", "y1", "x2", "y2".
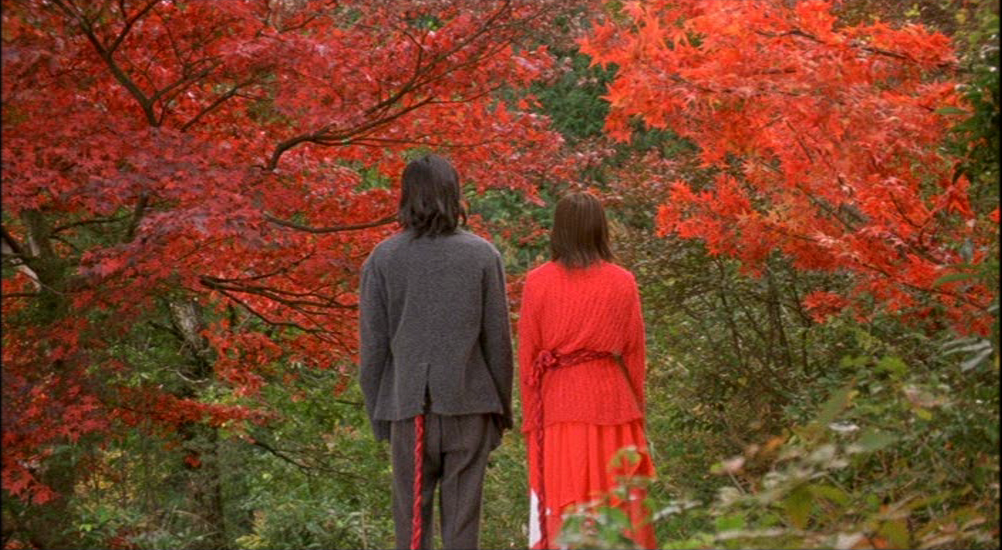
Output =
[{"x1": 390, "y1": 413, "x2": 501, "y2": 550}]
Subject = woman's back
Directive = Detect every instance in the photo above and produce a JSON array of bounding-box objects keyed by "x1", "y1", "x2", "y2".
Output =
[
  {"x1": 517, "y1": 260, "x2": 646, "y2": 432},
  {"x1": 519, "y1": 191, "x2": 656, "y2": 550}
]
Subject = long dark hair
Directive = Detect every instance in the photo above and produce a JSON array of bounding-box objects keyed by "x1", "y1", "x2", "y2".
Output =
[
  {"x1": 550, "y1": 191, "x2": 614, "y2": 268},
  {"x1": 398, "y1": 154, "x2": 467, "y2": 239}
]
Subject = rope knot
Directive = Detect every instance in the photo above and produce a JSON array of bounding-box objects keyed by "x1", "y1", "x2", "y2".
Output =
[{"x1": 530, "y1": 349, "x2": 558, "y2": 387}]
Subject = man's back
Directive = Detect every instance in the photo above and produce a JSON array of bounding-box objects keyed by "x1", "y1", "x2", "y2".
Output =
[
  {"x1": 359, "y1": 228, "x2": 513, "y2": 440},
  {"x1": 358, "y1": 154, "x2": 512, "y2": 549}
]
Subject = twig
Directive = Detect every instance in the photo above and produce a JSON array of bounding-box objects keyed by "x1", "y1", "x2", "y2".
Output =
[{"x1": 263, "y1": 213, "x2": 397, "y2": 234}]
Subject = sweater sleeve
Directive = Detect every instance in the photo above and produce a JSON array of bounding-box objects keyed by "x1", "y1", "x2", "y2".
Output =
[
  {"x1": 481, "y1": 251, "x2": 515, "y2": 431},
  {"x1": 517, "y1": 273, "x2": 541, "y2": 431},
  {"x1": 623, "y1": 275, "x2": 646, "y2": 411},
  {"x1": 359, "y1": 257, "x2": 391, "y2": 441}
]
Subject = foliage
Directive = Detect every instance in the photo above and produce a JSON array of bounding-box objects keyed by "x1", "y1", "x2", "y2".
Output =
[
  {"x1": 1, "y1": 0, "x2": 998, "y2": 548},
  {"x1": 561, "y1": 344, "x2": 999, "y2": 549},
  {"x1": 2, "y1": 0, "x2": 575, "y2": 546},
  {"x1": 568, "y1": 3, "x2": 999, "y2": 546},
  {"x1": 531, "y1": 50, "x2": 618, "y2": 142},
  {"x1": 227, "y1": 371, "x2": 393, "y2": 550},
  {"x1": 580, "y1": 0, "x2": 997, "y2": 335}
]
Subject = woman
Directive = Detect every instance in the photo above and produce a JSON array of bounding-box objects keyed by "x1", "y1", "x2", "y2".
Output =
[{"x1": 519, "y1": 191, "x2": 656, "y2": 549}]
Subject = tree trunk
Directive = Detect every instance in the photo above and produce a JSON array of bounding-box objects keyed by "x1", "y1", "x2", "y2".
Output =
[{"x1": 168, "y1": 299, "x2": 228, "y2": 549}]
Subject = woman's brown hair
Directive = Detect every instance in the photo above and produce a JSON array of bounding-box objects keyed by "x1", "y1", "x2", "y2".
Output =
[{"x1": 550, "y1": 192, "x2": 614, "y2": 268}]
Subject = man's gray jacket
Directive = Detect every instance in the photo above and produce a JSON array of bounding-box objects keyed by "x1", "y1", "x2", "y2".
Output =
[{"x1": 359, "y1": 229, "x2": 514, "y2": 441}]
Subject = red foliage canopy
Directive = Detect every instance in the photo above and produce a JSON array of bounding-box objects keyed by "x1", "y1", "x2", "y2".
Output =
[
  {"x1": 2, "y1": 0, "x2": 571, "y2": 502},
  {"x1": 580, "y1": 0, "x2": 996, "y2": 333}
]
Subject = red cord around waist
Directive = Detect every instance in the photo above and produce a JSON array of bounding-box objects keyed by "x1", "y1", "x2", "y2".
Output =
[{"x1": 529, "y1": 349, "x2": 615, "y2": 549}]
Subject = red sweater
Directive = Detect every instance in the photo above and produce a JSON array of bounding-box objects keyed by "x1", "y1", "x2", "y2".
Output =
[{"x1": 518, "y1": 260, "x2": 646, "y2": 432}]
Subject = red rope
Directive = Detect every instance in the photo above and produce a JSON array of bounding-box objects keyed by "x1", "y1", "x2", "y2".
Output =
[
  {"x1": 530, "y1": 349, "x2": 614, "y2": 549},
  {"x1": 534, "y1": 383, "x2": 547, "y2": 549},
  {"x1": 411, "y1": 413, "x2": 425, "y2": 550}
]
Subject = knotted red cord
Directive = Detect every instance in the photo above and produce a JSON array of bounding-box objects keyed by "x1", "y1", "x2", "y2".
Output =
[
  {"x1": 411, "y1": 413, "x2": 425, "y2": 550},
  {"x1": 529, "y1": 349, "x2": 614, "y2": 549}
]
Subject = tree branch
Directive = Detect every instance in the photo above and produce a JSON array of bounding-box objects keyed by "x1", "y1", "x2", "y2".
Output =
[
  {"x1": 51, "y1": 215, "x2": 130, "y2": 234},
  {"x1": 180, "y1": 77, "x2": 260, "y2": 132},
  {"x1": 124, "y1": 192, "x2": 149, "y2": 242},
  {"x1": 263, "y1": 0, "x2": 522, "y2": 170},
  {"x1": 263, "y1": 213, "x2": 397, "y2": 234},
  {"x1": 108, "y1": 0, "x2": 161, "y2": 55},
  {"x1": 1, "y1": 225, "x2": 25, "y2": 257},
  {"x1": 755, "y1": 28, "x2": 917, "y2": 64},
  {"x1": 50, "y1": 0, "x2": 159, "y2": 125}
]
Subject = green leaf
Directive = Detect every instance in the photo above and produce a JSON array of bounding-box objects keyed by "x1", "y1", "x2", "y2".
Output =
[
  {"x1": 609, "y1": 445, "x2": 641, "y2": 469},
  {"x1": 783, "y1": 485, "x2": 813, "y2": 529},
  {"x1": 853, "y1": 429, "x2": 898, "y2": 453},
  {"x1": 812, "y1": 382, "x2": 855, "y2": 427},
  {"x1": 914, "y1": 407, "x2": 933, "y2": 421},
  {"x1": 808, "y1": 483, "x2": 850, "y2": 505},
  {"x1": 934, "y1": 106, "x2": 967, "y2": 115},
  {"x1": 875, "y1": 356, "x2": 908, "y2": 379},
  {"x1": 600, "y1": 506, "x2": 630, "y2": 529},
  {"x1": 714, "y1": 512, "x2": 746, "y2": 531},
  {"x1": 932, "y1": 271, "x2": 973, "y2": 286},
  {"x1": 879, "y1": 519, "x2": 911, "y2": 548}
]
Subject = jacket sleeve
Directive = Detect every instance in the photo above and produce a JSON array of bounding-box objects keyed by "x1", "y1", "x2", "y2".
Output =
[
  {"x1": 623, "y1": 274, "x2": 646, "y2": 411},
  {"x1": 517, "y1": 272, "x2": 541, "y2": 432},
  {"x1": 481, "y1": 251, "x2": 515, "y2": 431},
  {"x1": 359, "y1": 257, "x2": 391, "y2": 441}
]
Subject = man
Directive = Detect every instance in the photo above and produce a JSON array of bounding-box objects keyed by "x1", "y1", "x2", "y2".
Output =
[{"x1": 359, "y1": 154, "x2": 513, "y2": 550}]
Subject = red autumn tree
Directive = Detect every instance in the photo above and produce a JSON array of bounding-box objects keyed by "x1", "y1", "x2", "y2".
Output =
[
  {"x1": 1, "y1": 0, "x2": 571, "y2": 538},
  {"x1": 580, "y1": 0, "x2": 997, "y2": 333}
]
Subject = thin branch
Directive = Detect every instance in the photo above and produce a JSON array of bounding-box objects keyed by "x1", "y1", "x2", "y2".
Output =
[
  {"x1": 209, "y1": 286, "x2": 333, "y2": 337},
  {"x1": 264, "y1": 0, "x2": 522, "y2": 170},
  {"x1": 108, "y1": 0, "x2": 161, "y2": 55},
  {"x1": 180, "y1": 77, "x2": 260, "y2": 132},
  {"x1": 265, "y1": 134, "x2": 316, "y2": 171},
  {"x1": 263, "y1": 213, "x2": 397, "y2": 234},
  {"x1": 200, "y1": 277, "x2": 355, "y2": 311},
  {"x1": 755, "y1": 28, "x2": 915, "y2": 63},
  {"x1": 200, "y1": 253, "x2": 316, "y2": 284},
  {"x1": 150, "y1": 57, "x2": 222, "y2": 108},
  {"x1": 249, "y1": 438, "x2": 367, "y2": 479},
  {"x1": 50, "y1": 234, "x2": 83, "y2": 254},
  {"x1": 2, "y1": 292, "x2": 40, "y2": 299},
  {"x1": 251, "y1": 439, "x2": 312, "y2": 475},
  {"x1": 50, "y1": 0, "x2": 159, "y2": 125},
  {"x1": 51, "y1": 214, "x2": 130, "y2": 234}
]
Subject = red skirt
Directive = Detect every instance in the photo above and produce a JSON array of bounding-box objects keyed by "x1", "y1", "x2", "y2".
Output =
[{"x1": 527, "y1": 420, "x2": 657, "y2": 549}]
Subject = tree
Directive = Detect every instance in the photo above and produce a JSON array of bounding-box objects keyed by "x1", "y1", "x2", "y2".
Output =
[
  {"x1": 579, "y1": 0, "x2": 997, "y2": 335},
  {"x1": 1, "y1": 1, "x2": 571, "y2": 546}
]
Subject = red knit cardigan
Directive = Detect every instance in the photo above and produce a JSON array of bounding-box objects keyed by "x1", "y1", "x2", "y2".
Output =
[{"x1": 517, "y1": 260, "x2": 646, "y2": 433}]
